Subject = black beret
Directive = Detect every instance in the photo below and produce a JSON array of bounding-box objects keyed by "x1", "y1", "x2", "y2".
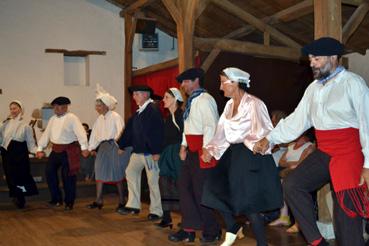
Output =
[
  {"x1": 302, "y1": 37, "x2": 344, "y2": 56},
  {"x1": 128, "y1": 85, "x2": 153, "y2": 94},
  {"x1": 51, "y1": 96, "x2": 71, "y2": 105},
  {"x1": 176, "y1": 68, "x2": 205, "y2": 83}
]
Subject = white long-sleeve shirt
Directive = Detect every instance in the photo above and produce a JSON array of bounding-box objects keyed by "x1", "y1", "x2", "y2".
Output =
[
  {"x1": 88, "y1": 111, "x2": 124, "y2": 151},
  {"x1": 182, "y1": 92, "x2": 219, "y2": 147},
  {"x1": 0, "y1": 115, "x2": 37, "y2": 153},
  {"x1": 267, "y1": 69, "x2": 369, "y2": 168},
  {"x1": 206, "y1": 93, "x2": 273, "y2": 160},
  {"x1": 37, "y1": 112, "x2": 88, "y2": 151}
]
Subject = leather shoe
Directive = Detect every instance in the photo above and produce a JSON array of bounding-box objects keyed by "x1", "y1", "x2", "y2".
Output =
[
  {"x1": 64, "y1": 203, "x2": 73, "y2": 211},
  {"x1": 200, "y1": 230, "x2": 222, "y2": 243},
  {"x1": 155, "y1": 220, "x2": 173, "y2": 229},
  {"x1": 117, "y1": 207, "x2": 140, "y2": 215},
  {"x1": 48, "y1": 200, "x2": 62, "y2": 207},
  {"x1": 168, "y1": 229, "x2": 195, "y2": 242},
  {"x1": 147, "y1": 213, "x2": 162, "y2": 221},
  {"x1": 115, "y1": 203, "x2": 125, "y2": 211},
  {"x1": 87, "y1": 202, "x2": 103, "y2": 210}
]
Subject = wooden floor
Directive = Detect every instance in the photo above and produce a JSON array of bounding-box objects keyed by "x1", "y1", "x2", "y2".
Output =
[{"x1": 0, "y1": 195, "x2": 312, "y2": 246}]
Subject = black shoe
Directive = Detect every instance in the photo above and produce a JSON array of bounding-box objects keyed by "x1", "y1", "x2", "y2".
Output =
[
  {"x1": 87, "y1": 202, "x2": 103, "y2": 210},
  {"x1": 48, "y1": 200, "x2": 62, "y2": 207},
  {"x1": 200, "y1": 230, "x2": 222, "y2": 243},
  {"x1": 155, "y1": 220, "x2": 173, "y2": 229},
  {"x1": 168, "y1": 229, "x2": 195, "y2": 242},
  {"x1": 12, "y1": 197, "x2": 25, "y2": 209},
  {"x1": 64, "y1": 203, "x2": 73, "y2": 211},
  {"x1": 147, "y1": 213, "x2": 162, "y2": 221},
  {"x1": 115, "y1": 203, "x2": 125, "y2": 211},
  {"x1": 117, "y1": 207, "x2": 140, "y2": 215}
]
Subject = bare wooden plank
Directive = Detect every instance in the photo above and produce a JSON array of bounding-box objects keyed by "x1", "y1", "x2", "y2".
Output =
[
  {"x1": 194, "y1": 37, "x2": 301, "y2": 61},
  {"x1": 211, "y1": 0, "x2": 302, "y2": 48},
  {"x1": 133, "y1": 58, "x2": 178, "y2": 77},
  {"x1": 342, "y1": 0, "x2": 369, "y2": 44},
  {"x1": 45, "y1": 49, "x2": 106, "y2": 56},
  {"x1": 270, "y1": 0, "x2": 313, "y2": 23},
  {"x1": 264, "y1": 31, "x2": 270, "y2": 46},
  {"x1": 342, "y1": 0, "x2": 364, "y2": 6},
  {"x1": 314, "y1": 0, "x2": 342, "y2": 40},
  {"x1": 120, "y1": 0, "x2": 156, "y2": 16}
]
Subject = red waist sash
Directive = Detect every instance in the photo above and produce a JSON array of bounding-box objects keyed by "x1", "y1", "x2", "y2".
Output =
[
  {"x1": 52, "y1": 142, "x2": 81, "y2": 176},
  {"x1": 316, "y1": 128, "x2": 369, "y2": 218},
  {"x1": 185, "y1": 135, "x2": 217, "y2": 169}
]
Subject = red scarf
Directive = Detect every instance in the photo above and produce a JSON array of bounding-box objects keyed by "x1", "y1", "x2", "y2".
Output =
[
  {"x1": 52, "y1": 142, "x2": 81, "y2": 176},
  {"x1": 316, "y1": 128, "x2": 369, "y2": 218},
  {"x1": 185, "y1": 135, "x2": 217, "y2": 169}
]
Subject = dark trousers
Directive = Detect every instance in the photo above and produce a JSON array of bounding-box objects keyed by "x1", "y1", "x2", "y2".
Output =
[
  {"x1": 283, "y1": 149, "x2": 365, "y2": 246},
  {"x1": 46, "y1": 151, "x2": 76, "y2": 205},
  {"x1": 178, "y1": 151, "x2": 220, "y2": 237}
]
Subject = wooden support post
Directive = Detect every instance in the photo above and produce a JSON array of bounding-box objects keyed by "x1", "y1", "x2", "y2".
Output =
[
  {"x1": 162, "y1": 0, "x2": 209, "y2": 72},
  {"x1": 314, "y1": 0, "x2": 342, "y2": 40},
  {"x1": 342, "y1": 0, "x2": 369, "y2": 44},
  {"x1": 123, "y1": 13, "x2": 136, "y2": 120}
]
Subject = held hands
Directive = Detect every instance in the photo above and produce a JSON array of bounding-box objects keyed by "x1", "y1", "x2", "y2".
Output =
[
  {"x1": 253, "y1": 137, "x2": 270, "y2": 155},
  {"x1": 359, "y1": 168, "x2": 369, "y2": 189},
  {"x1": 36, "y1": 151, "x2": 45, "y2": 159},
  {"x1": 90, "y1": 151, "x2": 97, "y2": 157},
  {"x1": 179, "y1": 146, "x2": 187, "y2": 161},
  {"x1": 81, "y1": 150, "x2": 90, "y2": 158},
  {"x1": 152, "y1": 154, "x2": 160, "y2": 161},
  {"x1": 201, "y1": 148, "x2": 212, "y2": 163}
]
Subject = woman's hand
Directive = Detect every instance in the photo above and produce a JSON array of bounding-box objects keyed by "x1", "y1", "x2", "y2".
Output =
[
  {"x1": 201, "y1": 148, "x2": 212, "y2": 163},
  {"x1": 179, "y1": 145, "x2": 187, "y2": 161}
]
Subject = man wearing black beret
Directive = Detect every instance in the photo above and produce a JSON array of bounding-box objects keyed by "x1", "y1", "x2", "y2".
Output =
[
  {"x1": 254, "y1": 37, "x2": 369, "y2": 245},
  {"x1": 36, "y1": 96, "x2": 89, "y2": 211},
  {"x1": 118, "y1": 85, "x2": 165, "y2": 221},
  {"x1": 168, "y1": 68, "x2": 221, "y2": 243}
]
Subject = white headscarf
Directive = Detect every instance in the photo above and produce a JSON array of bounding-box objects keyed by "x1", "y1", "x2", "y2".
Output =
[
  {"x1": 168, "y1": 87, "x2": 184, "y2": 102},
  {"x1": 96, "y1": 84, "x2": 118, "y2": 110},
  {"x1": 222, "y1": 67, "x2": 251, "y2": 88}
]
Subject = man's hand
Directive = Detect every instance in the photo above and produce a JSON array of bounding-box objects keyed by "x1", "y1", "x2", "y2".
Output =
[
  {"x1": 359, "y1": 168, "x2": 369, "y2": 189},
  {"x1": 36, "y1": 151, "x2": 45, "y2": 159},
  {"x1": 253, "y1": 138, "x2": 270, "y2": 154},
  {"x1": 201, "y1": 148, "x2": 212, "y2": 163},
  {"x1": 118, "y1": 149, "x2": 125, "y2": 155},
  {"x1": 81, "y1": 150, "x2": 90, "y2": 158},
  {"x1": 90, "y1": 151, "x2": 97, "y2": 157},
  {"x1": 152, "y1": 154, "x2": 160, "y2": 161},
  {"x1": 179, "y1": 146, "x2": 187, "y2": 161}
]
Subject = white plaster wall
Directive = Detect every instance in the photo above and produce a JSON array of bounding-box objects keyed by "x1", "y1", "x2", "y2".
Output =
[
  {"x1": 0, "y1": 0, "x2": 124, "y2": 136},
  {"x1": 133, "y1": 31, "x2": 178, "y2": 69},
  {"x1": 345, "y1": 49, "x2": 369, "y2": 86},
  {"x1": 0, "y1": 0, "x2": 178, "y2": 140}
]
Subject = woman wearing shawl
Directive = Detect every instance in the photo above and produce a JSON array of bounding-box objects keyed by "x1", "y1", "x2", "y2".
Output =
[
  {"x1": 156, "y1": 88, "x2": 184, "y2": 228},
  {"x1": 0, "y1": 100, "x2": 38, "y2": 208}
]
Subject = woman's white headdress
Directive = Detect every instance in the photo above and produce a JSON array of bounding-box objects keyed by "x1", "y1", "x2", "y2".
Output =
[
  {"x1": 222, "y1": 67, "x2": 251, "y2": 88},
  {"x1": 96, "y1": 84, "x2": 117, "y2": 110}
]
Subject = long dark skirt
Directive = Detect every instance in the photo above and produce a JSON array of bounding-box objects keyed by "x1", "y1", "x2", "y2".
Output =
[
  {"x1": 0, "y1": 140, "x2": 38, "y2": 197},
  {"x1": 158, "y1": 143, "x2": 182, "y2": 211},
  {"x1": 202, "y1": 143, "x2": 283, "y2": 215}
]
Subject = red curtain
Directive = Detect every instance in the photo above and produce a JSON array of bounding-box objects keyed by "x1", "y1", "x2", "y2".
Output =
[{"x1": 131, "y1": 57, "x2": 200, "y2": 114}]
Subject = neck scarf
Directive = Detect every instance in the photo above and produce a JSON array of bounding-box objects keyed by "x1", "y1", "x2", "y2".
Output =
[{"x1": 183, "y1": 88, "x2": 206, "y2": 120}]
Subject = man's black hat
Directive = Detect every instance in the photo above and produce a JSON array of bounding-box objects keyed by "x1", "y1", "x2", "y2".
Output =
[
  {"x1": 176, "y1": 68, "x2": 205, "y2": 83},
  {"x1": 301, "y1": 37, "x2": 344, "y2": 56},
  {"x1": 128, "y1": 85, "x2": 153, "y2": 95},
  {"x1": 51, "y1": 96, "x2": 71, "y2": 105}
]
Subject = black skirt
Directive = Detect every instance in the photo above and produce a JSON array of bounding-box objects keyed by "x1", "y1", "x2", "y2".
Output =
[
  {"x1": 1, "y1": 140, "x2": 38, "y2": 197},
  {"x1": 202, "y1": 143, "x2": 282, "y2": 215}
]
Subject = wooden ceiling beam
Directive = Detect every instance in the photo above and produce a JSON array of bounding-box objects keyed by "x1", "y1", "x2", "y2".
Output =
[
  {"x1": 119, "y1": 0, "x2": 156, "y2": 16},
  {"x1": 195, "y1": 37, "x2": 301, "y2": 61},
  {"x1": 201, "y1": 0, "x2": 313, "y2": 71},
  {"x1": 211, "y1": 0, "x2": 302, "y2": 48},
  {"x1": 342, "y1": 0, "x2": 364, "y2": 6},
  {"x1": 342, "y1": 0, "x2": 369, "y2": 44}
]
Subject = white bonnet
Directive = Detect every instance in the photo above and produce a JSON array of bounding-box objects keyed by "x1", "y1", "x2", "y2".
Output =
[{"x1": 222, "y1": 67, "x2": 251, "y2": 88}]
